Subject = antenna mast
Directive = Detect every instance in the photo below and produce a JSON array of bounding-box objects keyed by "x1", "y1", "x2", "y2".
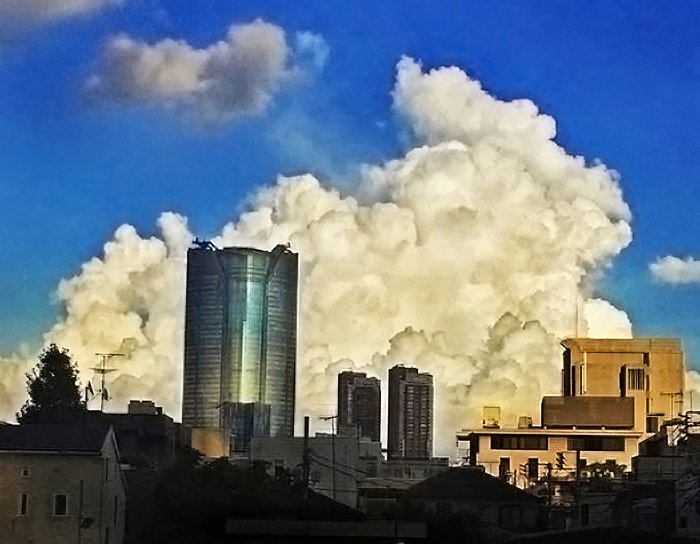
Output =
[{"x1": 91, "y1": 353, "x2": 123, "y2": 412}]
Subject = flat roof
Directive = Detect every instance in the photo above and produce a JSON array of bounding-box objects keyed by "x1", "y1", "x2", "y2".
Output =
[
  {"x1": 561, "y1": 337, "x2": 682, "y2": 352},
  {"x1": 456, "y1": 427, "x2": 642, "y2": 439}
]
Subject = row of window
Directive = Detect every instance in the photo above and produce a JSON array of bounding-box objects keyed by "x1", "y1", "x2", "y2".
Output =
[
  {"x1": 17, "y1": 493, "x2": 67, "y2": 516},
  {"x1": 490, "y1": 434, "x2": 626, "y2": 451},
  {"x1": 16, "y1": 493, "x2": 120, "y2": 523}
]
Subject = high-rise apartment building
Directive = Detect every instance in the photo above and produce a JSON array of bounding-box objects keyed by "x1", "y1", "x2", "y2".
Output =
[
  {"x1": 182, "y1": 242, "x2": 298, "y2": 452},
  {"x1": 387, "y1": 365, "x2": 433, "y2": 460},
  {"x1": 337, "y1": 371, "x2": 381, "y2": 442}
]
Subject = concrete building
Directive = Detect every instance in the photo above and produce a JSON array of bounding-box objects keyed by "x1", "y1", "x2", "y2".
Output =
[
  {"x1": 388, "y1": 365, "x2": 433, "y2": 460},
  {"x1": 561, "y1": 338, "x2": 684, "y2": 434},
  {"x1": 249, "y1": 434, "x2": 383, "y2": 509},
  {"x1": 182, "y1": 241, "x2": 298, "y2": 454},
  {"x1": 631, "y1": 419, "x2": 700, "y2": 535},
  {"x1": 0, "y1": 424, "x2": 126, "y2": 544},
  {"x1": 337, "y1": 371, "x2": 381, "y2": 442},
  {"x1": 458, "y1": 338, "x2": 685, "y2": 488}
]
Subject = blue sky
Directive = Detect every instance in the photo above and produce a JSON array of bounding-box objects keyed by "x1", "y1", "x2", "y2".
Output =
[{"x1": 1, "y1": 1, "x2": 699, "y2": 365}]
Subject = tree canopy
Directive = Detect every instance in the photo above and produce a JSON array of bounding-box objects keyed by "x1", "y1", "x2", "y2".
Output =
[{"x1": 17, "y1": 344, "x2": 86, "y2": 424}]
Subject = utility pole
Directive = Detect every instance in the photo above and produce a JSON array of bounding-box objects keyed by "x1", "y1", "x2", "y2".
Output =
[
  {"x1": 320, "y1": 415, "x2": 338, "y2": 501},
  {"x1": 91, "y1": 353, "x2": 123, "y2": 412}
]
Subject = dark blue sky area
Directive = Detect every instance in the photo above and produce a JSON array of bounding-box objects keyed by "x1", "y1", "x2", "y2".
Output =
[{"x1": 1, "y1": 1, "x2": 699, "y2": 362}]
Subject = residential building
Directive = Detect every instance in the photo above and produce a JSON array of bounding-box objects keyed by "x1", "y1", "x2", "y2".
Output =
[
  {"x1": 0, "y1": 424, "x2": 126, "y2": 544},
  {"x1": 388, "y1": 365, "x2": 433, "y2": 460},
  {"x1": 404, "y1": 468, "x2": 543, "y2": 534},
  {"x1": 458, "y1": 338, "x2": 685, "y2": 489},
  {"x1": 182, "y1": 241, "x2": 298, "y2": 453},
  {"x1": 337, "y1": 371, "x2": 381, "y2": 442}
]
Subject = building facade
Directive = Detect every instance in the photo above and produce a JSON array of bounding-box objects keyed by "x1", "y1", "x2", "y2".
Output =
[
  {"x1": 182, "y1": 242, "x2": 298, "y2": 452},
  {"x1": 249, "y1": 435, "x2": 383, "y2": 509},
  {"x1": 561, "y1": 338, "x2": 684, "y2": 434},
  {"x1": 337, "y1": 371, "x2": 381, "y2": 442},
  {"x1": 388, "y1": 365, "x2": 433, "y2": 460},
  {"x1": 458, "y1": 337, "x2": 685, "y2": 489},
  {"x1": 0, "y1": 424, "x2": 126, "y2": 544}
]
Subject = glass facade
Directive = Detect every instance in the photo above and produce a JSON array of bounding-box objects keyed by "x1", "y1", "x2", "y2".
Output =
[{"x1": 182, "y1": 244, "x2": 298, "y2": 450}]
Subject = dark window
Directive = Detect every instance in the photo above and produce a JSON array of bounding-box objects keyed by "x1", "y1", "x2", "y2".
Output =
[
  {"x1": 499, "y1": 457, "x2": 510, "y2": 480},
  {"x1": 491, "y1": 434, "x2": 548, "y2": 450},
  {"x1": 18, "y1": 494, "x2": 28, "y2": 515},
  {"x1": 646, "y1": 416, "x2": 659, "y2": 433},
  {"x1": 567, "y1": 436, "x2": 625, "y2": 451},
  {"x1": 628, "y1": 368, "x2": 644, "y2": 390},
  {"x1": 53, "y1": 494, "x2": 67, "y2": 516},
  {"x1": 527, "y1": 458, "x2": 539, "y2": 478},
  {"x1": 20, "y1": 468, "x2": 30, "y2": 477},
  {"x1": 105, "y1": 525, "x2": 110, "y2": 544},
  {"x1": 113, "y1": 496, "x2": 118, "y2": 525}
]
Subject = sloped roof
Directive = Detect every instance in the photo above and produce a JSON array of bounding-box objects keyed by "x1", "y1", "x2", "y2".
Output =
[
  {"x1": 0, "y1": 424, "x2": 109, "y2": 453},
  {"x1": 407, "y1": 467, "x2": 541, "y2": 504}
]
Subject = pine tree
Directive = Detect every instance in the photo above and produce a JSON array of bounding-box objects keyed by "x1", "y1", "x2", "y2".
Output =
[{"x1": 17, "y1": 344, "x2": 86, "y2": 423}]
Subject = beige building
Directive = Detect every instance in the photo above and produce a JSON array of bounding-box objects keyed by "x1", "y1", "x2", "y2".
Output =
[
  {"x1": 0, "y1": 424, "x2": 126, "y2": 544},
  {"x1": 458, "y1": 338, "x2": 685, "y2": 488}
]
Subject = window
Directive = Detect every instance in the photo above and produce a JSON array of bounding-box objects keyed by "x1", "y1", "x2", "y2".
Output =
[
  {"x1": 491, "y1": 434, "x2": 548, "y2": 450},
  {"x1": 53, "y1": 494, "x2": 68, "y2": 516},
  {"x1": 567, "y1": 436, "x2": 625, "y2": 451},
  {"x1": 20, "y1": 468, "x2": 30, "y2": 477},
  {"x1": 499, "y1": 457, "x2": 510, "y2": 480},
  {"x1": 113, "y1": 496, "x2": 118, "y2": 525},
  {"x1": 628, "y1": 368, "x2": 644, "y2": 390},
  {"x1": 18, "y1": 493, "x2": 28, "y2": 516},
  {"x1": 646, "y1": 416, "x2": 659, "y2": 433},
  {"x1": 527, "y1": 458, "x2": 539, "y2": 479}
]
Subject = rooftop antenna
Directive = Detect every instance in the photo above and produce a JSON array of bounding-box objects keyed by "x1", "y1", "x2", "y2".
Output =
[{"x1": 91, "y1": 353, "x2": 123, "y2": 412}]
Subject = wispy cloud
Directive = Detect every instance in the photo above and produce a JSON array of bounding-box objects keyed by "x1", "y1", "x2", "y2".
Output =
[
  {"x1": 649, "y1": 255, "x2": 700, "y2": 284},
  {"x1": 0, "y1": 0, "x2": 122, "y2": 24},
  {"x1": 85, "y1": 19, "x2": 329, "y2": 124}
]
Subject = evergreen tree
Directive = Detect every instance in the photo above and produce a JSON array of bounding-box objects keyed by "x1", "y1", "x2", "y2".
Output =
[{"x1": 17, "y1": 344, "x2": 86, "y2": 423}]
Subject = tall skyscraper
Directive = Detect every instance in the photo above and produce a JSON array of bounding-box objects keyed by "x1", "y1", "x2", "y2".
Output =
[
  {"x1": 182, "y1": 241, "x2": 298, "y2": 451},
  {"x1": 337, "y1": 371, "x2": 381, "y2": 442},
  {"x1": 387, "y1": 365, "x2": 433, "y2": 460}
]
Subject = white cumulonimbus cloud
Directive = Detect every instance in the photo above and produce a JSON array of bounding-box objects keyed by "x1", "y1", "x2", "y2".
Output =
[
  {"x1": 0, "y1": 0, "x2": 121, "y2": 23},
  {"x1": 85, "y1": 19, "x2": 329, "y2": 123},
  {"x1": 4, "y1": 56, "x2": 682, "y2": 454},
  {"x1": 650, "y1": 256, "x2": 700, "y2": 285}
]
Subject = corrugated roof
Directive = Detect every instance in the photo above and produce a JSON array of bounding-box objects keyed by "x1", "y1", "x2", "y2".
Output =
[
  {"x1": 407, "y1": 467, "x2": 541, "y2": 504},
  {"x1": 0, "y1": 424, "x2": 109, "y2": 453}
]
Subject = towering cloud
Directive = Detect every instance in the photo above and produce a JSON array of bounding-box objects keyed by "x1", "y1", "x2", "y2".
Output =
[
  {"x1": 650, "y1": 255, "x2": 700, "y2": 284},
  {"x1": 1, "y1": 57, "x2": 644, "y2": 452},
  {"x1": 85, "y1": 20, "x2": 328, "y2": 123},
  {"x1": 0, "y1": 0, "x2": 120, "y2": 23}
]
